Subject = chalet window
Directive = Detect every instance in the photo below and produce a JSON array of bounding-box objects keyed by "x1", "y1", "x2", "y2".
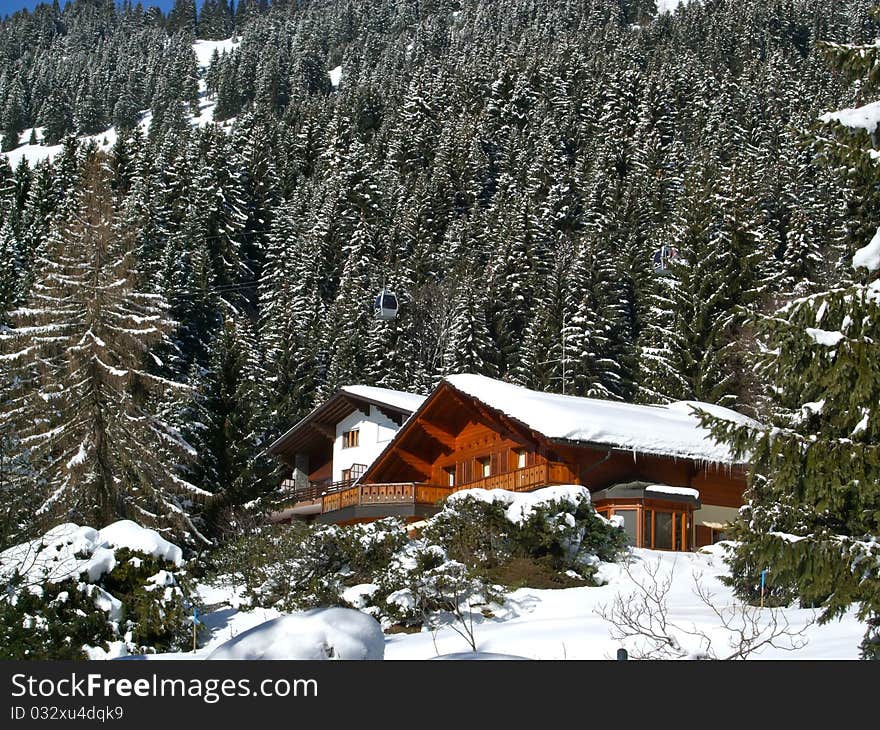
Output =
[
  {"x1": 515, "y1": 449, "x2": 527, "y2": 469},
  {"x1": 342, "y1": 429, "x2": 359, "y2": 449},
  {"x1": 613, "y1": 508, "x2": 638, "y2": 546},
  {"x1": 444, "y1": 467, "x2": 455, "y2": 487},
  {"x1": 342, "y1": 468, "x2": 352, "y2": 481},
  {"x1": 477, "y1": 456, "x2": 491, "y2": 478},
  {"x1": 643, "y1": 508, "x2": 690, "y2": 551},
  {"x1": 654, "y1": 512, "x2": 673, "y2": 550}
]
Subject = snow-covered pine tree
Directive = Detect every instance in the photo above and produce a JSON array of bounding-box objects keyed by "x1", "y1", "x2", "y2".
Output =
[
  {"x1": 700, "y1": 34, "x2": 880, "y2": 659},
  {"x1": 511, "y1": 240, "x2": 571, "y2": 392},
  {"x1": 0, "y1": 152, "x2": 207, "y2": 542},
  {"x1": 183, "y1": 313, "x2": 276, "y2": 538},
  {"x1": 441, "y1": 264, "x2": 497, "y2": 379}
]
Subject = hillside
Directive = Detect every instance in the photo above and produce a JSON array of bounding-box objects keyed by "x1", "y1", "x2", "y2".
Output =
[{"x1": 1, "y1": 0, "x2": 880, "y2": 662}]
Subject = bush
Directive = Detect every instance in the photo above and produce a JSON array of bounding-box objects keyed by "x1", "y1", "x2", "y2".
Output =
[
  {"x1": 207, "y1": 486, "x2": 627, "y2": 631},
  {"x1": 0, "y1": 522, "x2": 194, "y2": 659},
  {"x1": 422, "y1": 486, "x2": 628, "y2": 583}
]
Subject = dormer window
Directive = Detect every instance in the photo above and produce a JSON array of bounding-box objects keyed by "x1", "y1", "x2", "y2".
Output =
[{"x1": 342, "y1": 429, "x2": 359, "y2": 449}]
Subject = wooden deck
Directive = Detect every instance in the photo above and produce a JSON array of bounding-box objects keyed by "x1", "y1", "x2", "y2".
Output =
[
  {"x1": 456, "y1": 461, "x2": 574, "y2": 493},
  {"x1": 313, "y1": 461, "x2": 577, "y2": 516}
]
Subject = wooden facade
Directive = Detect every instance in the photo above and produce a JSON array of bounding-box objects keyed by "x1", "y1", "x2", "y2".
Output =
[{"x1": 274, "y1": 381, "x2": 749, "y2": 551}]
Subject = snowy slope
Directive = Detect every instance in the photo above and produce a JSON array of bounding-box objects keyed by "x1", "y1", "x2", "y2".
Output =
[
  {"x1": 193, "y1": 38, "x2": 240, "y2": 70},
  {"x1": 656, "y1": 0, "x2": 694, "y2": 13},
  {"x1": 385, "y1": 546, "x2": 863, "y2": 660},
  {"x1": 139, "y1": 546, "x2": 865, "y2": 660},
  {"x1": 444, "y1": 374, "x2": 758, "y2": 463},
  {"x1": 1, "y1": 38, "x2": 238, "y2": 168}
]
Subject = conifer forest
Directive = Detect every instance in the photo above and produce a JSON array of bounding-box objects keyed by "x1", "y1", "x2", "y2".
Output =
[{"x1": 2, "y1": 1, "x2": 880, "y2": 657}]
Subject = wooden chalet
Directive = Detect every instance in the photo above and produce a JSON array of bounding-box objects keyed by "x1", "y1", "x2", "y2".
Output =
[
  {"x1": 274, "y1": 375, "x2": 755, "y2": 551},
  {"x1": 267, "y1": 385, "x2": 425, "y2": 522}
]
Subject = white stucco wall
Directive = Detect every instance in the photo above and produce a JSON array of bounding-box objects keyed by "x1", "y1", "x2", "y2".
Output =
[
  {"x1": 332, "y1": 405, "x2": 401, "y2": 482},
  {"x1": 693, "y1": 504, "x2": 740, "y2": 530}
]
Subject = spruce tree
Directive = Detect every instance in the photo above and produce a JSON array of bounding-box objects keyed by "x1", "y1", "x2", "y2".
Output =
[
  {"x1": 0, "y1": 153, "x2": 206, "y2": 541},
  {"x1": 701, "y1": 34, "x2": 880, "y2": 659},
  {"x1": 183, "y1": 314, "x2": 275, "y2": 537}
]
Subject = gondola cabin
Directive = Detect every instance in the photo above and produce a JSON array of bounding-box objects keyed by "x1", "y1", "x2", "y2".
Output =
[
  {"x1": 374, "y1": 289, "x2": 399, "y2": 320},
  {"x1": 653, "y1": 245, "x2": 678, "y2": 273}
]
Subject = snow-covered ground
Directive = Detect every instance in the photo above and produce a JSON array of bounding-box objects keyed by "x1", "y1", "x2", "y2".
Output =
[
  {"x1": 145, "y1": 546, "x2": 865, "y2": 660},
  {"x1": 1, "y1": 38, "x2": 238, "y2": 169},
  {"x1": 193, "y1": 38, "x2": 240, "y2": 70}
]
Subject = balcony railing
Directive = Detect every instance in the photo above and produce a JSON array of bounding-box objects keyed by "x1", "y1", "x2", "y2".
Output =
[
  {"x1": 315, "y1": 462, "x2": 577, "y2": 515},
  {"x1": 320, "y1": 483, "x2": 454, "y2": 514},
  {"x1": 280, "y1": 476, "x2": 360, "y2": 504},
  {"x1": 458, "y1": 461, "x2": 575, "y2": 493}
]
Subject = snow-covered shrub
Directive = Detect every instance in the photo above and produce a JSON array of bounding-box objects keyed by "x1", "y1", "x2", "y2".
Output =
[
  {"x1": 206, "y1": 487, "x2": 625, "y2": 631},
  {"x1": 241, "y1": 518, "x2": 410, "y2": 611},
  {"x1": 421, "y1": 486, "x2": 627, "y2": 584},
  {"x1": 0, "y1": 521, "x2": 193, "y2": 659},
  {"x1": 375, "y1": 542, "x2": 500, "y2": 629}
]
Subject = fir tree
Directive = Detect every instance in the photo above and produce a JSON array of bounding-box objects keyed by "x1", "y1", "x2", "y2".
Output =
[
  {"x1": 0, "y1": 153, "x2": 206, "y2": 542},
  {"x1": 183, "y1": 314, "x2": 275, "y2": 537},
  {"x1": 702, "y1": 33, "x2": 880, "y2": 659}
]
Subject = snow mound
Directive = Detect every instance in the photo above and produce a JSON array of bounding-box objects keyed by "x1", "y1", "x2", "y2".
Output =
[
  {"x1": 0, "y1": 520, "x2": 183, "y2": 587},
  {"x1": 430, "y1": 652, "x2": 531, "y2": 660},
  {"x1": 446, "y1": 485, "x2": 591, "y2": 524},
  {"x1": 853, "y1": 225, "x2": 880, "y2": 271},
  {"x1": 98, "y1": 520, "x2": 183, "y2": 567},
  {"x1": 206, "y1": 608, "x2": 385, "y2": 660}
]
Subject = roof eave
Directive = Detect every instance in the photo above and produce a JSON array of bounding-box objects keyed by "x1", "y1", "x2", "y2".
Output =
[{"x1": 268, "y1": 388, "x2": 421, "y2": 456}]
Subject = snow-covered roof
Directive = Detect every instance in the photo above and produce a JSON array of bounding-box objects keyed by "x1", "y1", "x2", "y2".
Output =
[
  {"x1": 339, "y1": 385, "x2": 426, "y2": 414},
  {"x1": 443, "y1": 374, "x2": 757, "y2": 463},
  {"x1": 269, "y1": 385, "x2": 426, "y2": 456}
]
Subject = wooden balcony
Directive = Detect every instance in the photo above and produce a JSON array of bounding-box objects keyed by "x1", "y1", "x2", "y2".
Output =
[
  {"x1": 315, "y1": 461, "x2": 576, "y2": 519},
  {"x1": 321, "y1": 483, "x2": 453, "y2": 514},
  {"x1": 457, "y1": 461, "x2": 576, "y2": 493},
  {"x1": 279, "y1": 477, "x2": 359, "y2": 506}
]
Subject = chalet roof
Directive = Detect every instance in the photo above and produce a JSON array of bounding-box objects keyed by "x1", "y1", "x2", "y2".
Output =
[
  {"x1": 592, "y1": 481, "x2": 702, "y2": 506},
  {"x1": 268, "y1": 385, "x2": 426, "y2": 460},
  {"x1": 337, "y1": 385, "x2": 426, "y2": 414},
  {"x1": 443, "y1": 374, "x2": 758, "y2": 464}
]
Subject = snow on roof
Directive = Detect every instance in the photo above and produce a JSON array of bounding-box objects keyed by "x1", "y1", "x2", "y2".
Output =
[
  {"x1": 443, "y1": 374, "x2": 757, "y2": 463},
  {"x1": 340, "y1": 385, "x2": 426, "y2": 413},
  {"x1": 643, "y1": 485, "x2": 700, "y2": 500}
]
